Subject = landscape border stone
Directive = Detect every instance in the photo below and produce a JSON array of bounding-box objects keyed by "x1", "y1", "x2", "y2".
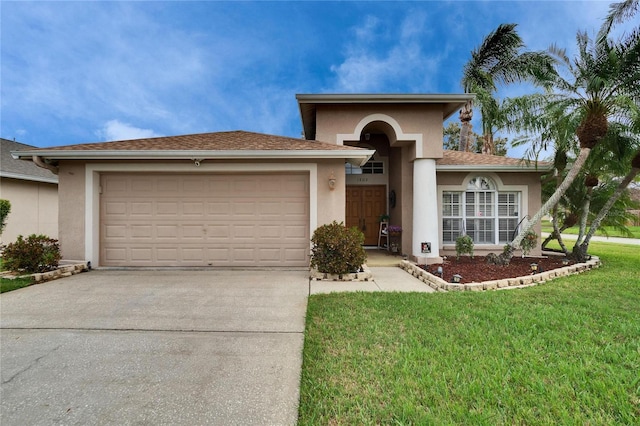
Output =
[
  {"x1": 1, "y1": 262, "x2": 90, "y2": 284},
  {"x1": 399, "y1": 256, "x2": 601, "y2": 292},
  {"x1": 309, "y1": 264, "x2": 373, "y2": 282}
]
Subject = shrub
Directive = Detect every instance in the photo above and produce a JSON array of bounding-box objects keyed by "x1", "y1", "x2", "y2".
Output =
[
  {"x1": 311, "y1": 221, "x2": 366, "y2": 275},
  {"x1": 520, "y1": 230, "x2": 538, "y2": 256},
  {"x1": 455, "y1": 235, "x2": 474, "y2": 259},
  {"x1": 3, "y1": 234, "x2": 61, "y2": 273},
  {"x1": 0, "y1": 199, "x2": 10, "y2": 235}
]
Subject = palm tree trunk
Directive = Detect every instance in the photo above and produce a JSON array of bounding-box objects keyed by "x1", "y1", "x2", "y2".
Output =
[
  {"x1": 459, "y1": 102, "x2": 473, "y2": 152},
  {"x1": 575, "y1": 187, "x2": 593, "y2": 246},
  {"x1": 575, "y1": 164, "x2": 640, "y2": 261},
  {"x1": 506, "y1": 147, "x2": 591, "y2": 259},
  {"x1": 482, "y1": 132, "x2": 494, "y2": 155}
]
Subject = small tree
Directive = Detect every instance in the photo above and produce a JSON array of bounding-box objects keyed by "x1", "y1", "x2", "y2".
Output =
[
  {"x1": 310, "y1": 221, "x2": 366, "y2": 275},
  {"x1": 0, "y1": 199, "x2": 11, "y2": 235}
]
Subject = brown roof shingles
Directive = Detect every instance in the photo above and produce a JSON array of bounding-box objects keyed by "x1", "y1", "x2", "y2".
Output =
[
  {"x1": 437, "y1": 150, "x2": 550, "y2": 168},
  {"x1": 39, "y1": 131, "x2": 359, "y2": 152}
]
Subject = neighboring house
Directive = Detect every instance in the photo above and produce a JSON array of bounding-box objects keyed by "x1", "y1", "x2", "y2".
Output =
[
  {"x1": 12, "y1": 94, "x2": 548, "y2": 267},
  {"x1": 1, "y1": 138, "x2": 59, "y2": 244}
]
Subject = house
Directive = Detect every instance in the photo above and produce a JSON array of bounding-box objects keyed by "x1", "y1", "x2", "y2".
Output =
[
  {"x1": 1, "y1": 138, "x2": 59, "y2": 244},
  {"x1": 12, "y1": 94, "x2": 547, "y2": 267}
]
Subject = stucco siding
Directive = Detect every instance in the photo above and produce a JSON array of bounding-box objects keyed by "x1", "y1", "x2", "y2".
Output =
[
  {"x1": 57, "y1": 161, "x2": 86, "y2": 261},
  {"x1": 316, "y1": 159, "x2": 346, "y2": 227},
  {"x1": 314, "y1": 104, "x2": 444, "y2": 159},
  {"x1": 0, "y1": 178, "x2": 58, "y2": 243}
]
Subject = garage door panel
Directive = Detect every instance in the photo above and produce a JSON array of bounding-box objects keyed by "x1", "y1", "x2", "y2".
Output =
[
  {"x1": 131, "y1": 225, "x2": 153, "y2": 239},
  {"x1": 182, "y1": 202, "x2": 205, "y2": 216},
  {"x1": 156, "y1": 202, "x2": 179, "y2": 216},
  {"x1": 101, "y1": 173, "x2": 309, "y2": 267},
  {"x1": 157, "y1": 248, "x2": 179, "y2": 261},
  {"x1": 131, "y1": 248, "x2": 153, "y2": 261}
]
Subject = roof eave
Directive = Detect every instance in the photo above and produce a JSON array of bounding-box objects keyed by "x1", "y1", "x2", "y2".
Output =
[
  {"x1": 12, "y1": 149, "x2": 376, "y2": 167},
  {"x1": 0, "y1": 171, "x2": 59, "y2": 184}
]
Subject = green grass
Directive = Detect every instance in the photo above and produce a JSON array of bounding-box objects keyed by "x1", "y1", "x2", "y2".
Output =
[
  {"x1": 541, "y1": 220, "x2": 640, "y2": 239},
  {"x1": 299, "y1": 242, "x2": 640, "y2": 425},
  {"x1": 0, "y1": 276, "x2": 34, "y2": 293}
]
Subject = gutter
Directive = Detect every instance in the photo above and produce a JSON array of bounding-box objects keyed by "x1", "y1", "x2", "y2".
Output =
[
  {"x1": 13, "y1": 149, "x2": 376, "y2": 167},
  {"x1": 32, "y1": 155, "x2": 59, "y2": 175}
]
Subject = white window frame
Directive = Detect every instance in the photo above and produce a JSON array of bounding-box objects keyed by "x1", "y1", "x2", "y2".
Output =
[{"x1": 438, "y1": 174, "x2": 528, "y2": 247}]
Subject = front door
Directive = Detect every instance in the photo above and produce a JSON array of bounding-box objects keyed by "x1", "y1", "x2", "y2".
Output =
[{"x1": 346, "y1": 185, "x2": 387, "y2": 245}]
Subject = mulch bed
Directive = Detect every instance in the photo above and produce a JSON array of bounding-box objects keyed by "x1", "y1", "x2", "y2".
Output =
[{"x1": 419, "y1": 255, "x2": 571, "y2": 284}]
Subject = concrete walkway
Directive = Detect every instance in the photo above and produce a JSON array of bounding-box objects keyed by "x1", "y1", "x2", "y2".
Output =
[{"x1": 309, "y1": 250, "x2": 435, "y2": 295}]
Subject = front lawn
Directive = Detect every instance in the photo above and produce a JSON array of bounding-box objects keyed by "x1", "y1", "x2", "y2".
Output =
[
  {"x1": 299, "y1": 242, "x2": 640, "y2": 424},
  {"x1": 0, "y1": 276, "x2": 33, "y2": 293},
  {"x1": 541, "y1": 220, "x2": 640, "y2": 239}
]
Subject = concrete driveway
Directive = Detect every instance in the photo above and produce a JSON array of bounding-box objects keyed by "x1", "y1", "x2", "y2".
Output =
[{"x1": 0, "y1": 270, "x2": 309, "y2": 425}]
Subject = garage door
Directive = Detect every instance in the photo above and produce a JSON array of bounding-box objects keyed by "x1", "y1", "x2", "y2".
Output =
[{"x1": 100, "y1": 173, "x2": 310, "y2": 267}]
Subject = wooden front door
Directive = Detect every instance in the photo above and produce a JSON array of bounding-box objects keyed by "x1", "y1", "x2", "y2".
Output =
[{"x1": 346, "y1": 185, "x2": 387, "y2": 245}]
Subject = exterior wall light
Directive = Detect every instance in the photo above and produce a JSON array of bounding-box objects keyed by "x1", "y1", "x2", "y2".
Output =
[{"x1": 328, "y1": 171, "x2": 336, "y2": 190}]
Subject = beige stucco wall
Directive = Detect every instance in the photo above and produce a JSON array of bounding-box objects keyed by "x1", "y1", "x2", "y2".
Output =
[
  {"x1": 437, "y1": 171, "x2": 543, "y2": 256},
  {"x1": 314, "y1": 104, "x2": 444, "y2": 159},
  {"x1": 57, "y1": 161, "x2": 86, "y2": 260},
  {"x1": 0, "y1": 177, "x2": 58, "y2": 243},
  {"x1": 316, "y1": 159, "x2": 347, "y2": 226}
]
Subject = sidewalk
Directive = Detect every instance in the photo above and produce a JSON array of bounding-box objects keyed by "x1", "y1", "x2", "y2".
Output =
[
  {"x1": 542, "y1": 232, "x2": 640, "y2": 246},
  {"x1": 309, "y1": 249, "x2": 435, "y2": 295}
]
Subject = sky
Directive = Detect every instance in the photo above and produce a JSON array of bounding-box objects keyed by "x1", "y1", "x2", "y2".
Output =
[{"x1": 0, "y1": 1, "x2": 634, "y2": 158}]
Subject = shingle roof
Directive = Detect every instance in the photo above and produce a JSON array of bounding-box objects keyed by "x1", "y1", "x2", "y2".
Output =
[
  {"x1": 1, "y1": 139, "x2": 58, "y2": 183},
  {"x1": 437, "y1": 150, "x2": 550, "y2": 170},
  {"x1": 37, "y1": 130, "x2": 360, "y2": 152}
]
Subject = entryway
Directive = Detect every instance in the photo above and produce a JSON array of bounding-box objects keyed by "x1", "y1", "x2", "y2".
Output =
[{"x1": 345, "y1": 185, "x2": 386, "y2": 245}]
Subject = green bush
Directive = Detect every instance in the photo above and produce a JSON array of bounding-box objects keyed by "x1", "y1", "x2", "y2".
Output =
[
  {"x1": 0, "y1": 199, "x2": 10, "y2": 235},
  {"x1": 311, "y1": 221, "x2": 367, "y2": 275},
  {"x1": 3, "y1": 234, "x2": 61, "y2": 273},
  {"x1": 519, "y1": 230, "x2": 538, "y2": 255},
  {"x1": 455, "y1": 234, "x2": 474, "y2": 259}
]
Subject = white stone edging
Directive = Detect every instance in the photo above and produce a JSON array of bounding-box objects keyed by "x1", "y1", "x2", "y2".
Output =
[
  {"x1": 2, "y1": 263, "x2": 91, "y2": 284},
  {"x1": 399, "y1": 257, "x2": 601, "y2": 292},
  {"x1": 310, "y1": 264, "x2": 373, "y2": 282}
]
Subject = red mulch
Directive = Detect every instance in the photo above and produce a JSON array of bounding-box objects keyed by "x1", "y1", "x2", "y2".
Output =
[{"x1": 419, "y1": 255, "x2": 572, "y2": 284}]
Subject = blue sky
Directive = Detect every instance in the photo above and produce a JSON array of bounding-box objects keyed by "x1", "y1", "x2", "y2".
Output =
[{"x1": 0, "y1": 1, "x2": 632, "y2": 157}]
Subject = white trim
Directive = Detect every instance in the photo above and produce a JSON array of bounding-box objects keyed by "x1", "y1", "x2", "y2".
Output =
[
  {"x1": 336, "y1": 113, "x2": 424, "y2": 157},
  {"x1": 12, "y1": 149, "x2": 373, "y2": 164},
  {"x1": 437, "y1": 173, "x2": 529, "y2": 248},
  {"x1": 84, "y1": 162, "x2": 318, "y2": 267}
]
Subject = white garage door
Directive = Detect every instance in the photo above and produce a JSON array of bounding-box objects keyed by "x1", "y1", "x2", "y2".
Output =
[{"x1": 100, "y1": 173, "x2": 310, "y2": 267}]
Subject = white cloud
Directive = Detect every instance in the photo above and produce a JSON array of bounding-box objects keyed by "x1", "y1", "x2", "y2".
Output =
[
  {"x1": 97, "y1": 120, "x2": 162, "y2": 141},
  {"x1": 329, "y1": 11, "x2": 442, "y2": 92}
]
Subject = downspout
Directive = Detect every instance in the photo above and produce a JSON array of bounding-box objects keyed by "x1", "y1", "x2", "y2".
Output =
[{"x1": 32, "y1": 155, "x2": 59, "y2": 175}]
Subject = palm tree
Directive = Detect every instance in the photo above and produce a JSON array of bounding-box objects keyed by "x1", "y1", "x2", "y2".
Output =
[
  {"x1": 598, "y1": 0, "x2": 639, "y2": 43},
  {"x1": 459, "y1": 23, "x2": 555, "y2": 154},
  {"x1": 504, "y1": 28, "x2": 640, "y2": 261}
]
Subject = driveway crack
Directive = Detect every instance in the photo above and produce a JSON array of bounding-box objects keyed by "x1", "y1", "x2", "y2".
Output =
[{"x1": 2, "y1": 344, "x2": 61, "y2": 385}]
